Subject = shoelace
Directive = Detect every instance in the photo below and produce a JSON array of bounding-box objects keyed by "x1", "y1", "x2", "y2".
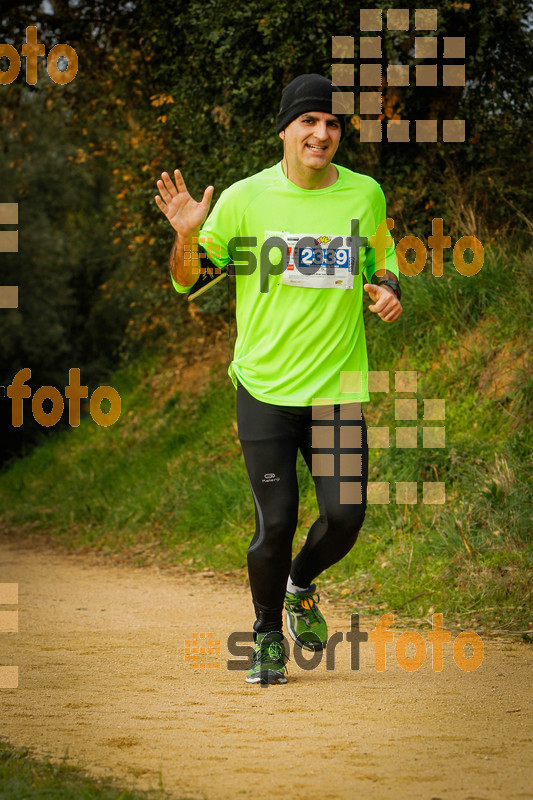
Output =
[
  {"x1": 253, "y1": 640, "x2": 288, "y2": 667},
  {"x1": 292, "y1": 593, "x2": 322, "y2": 625}
]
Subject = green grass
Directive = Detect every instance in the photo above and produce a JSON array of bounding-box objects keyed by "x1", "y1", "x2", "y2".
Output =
[
  {"x1": 0, "y1": 244, "x2": 532, "y2": 633},
  {"x1": 0, "y1": 740, "x2": 190, "y2": 800}
]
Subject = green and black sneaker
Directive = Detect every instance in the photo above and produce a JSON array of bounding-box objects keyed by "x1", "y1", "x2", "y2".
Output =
[
  {"x1": 245, "y1": 631, "x2": 289, "y2": 685},
  {"x1": 285, "y1": 584, "x2": 328, "y2": 651}
]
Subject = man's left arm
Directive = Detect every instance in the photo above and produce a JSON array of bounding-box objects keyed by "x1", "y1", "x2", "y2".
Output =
[
  {"x1": 363, "y1": 277, "x2": 402, "y2": 322},
  {"x1": 362, "y1": 186, "x2": 403, "y2": 323}
]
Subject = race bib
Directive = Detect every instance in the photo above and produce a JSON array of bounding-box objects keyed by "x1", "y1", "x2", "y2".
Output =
[{"x1": 265, "y1": 231, "x2": 355, "y2": 290}]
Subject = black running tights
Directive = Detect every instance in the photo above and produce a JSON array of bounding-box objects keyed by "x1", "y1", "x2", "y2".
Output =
[{"x1": 236, "y1": 381, "x2": 369, "y2": 634}]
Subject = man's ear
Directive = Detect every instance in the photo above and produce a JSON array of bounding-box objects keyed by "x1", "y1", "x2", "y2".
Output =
[{"x1": 279, "y1": 130, "x2": 285, "y2": 139}]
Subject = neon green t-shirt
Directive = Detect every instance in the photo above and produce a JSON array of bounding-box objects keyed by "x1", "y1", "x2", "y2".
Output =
[{"x1": 171, "y1": 161, "x2": 398, "y2": 406}]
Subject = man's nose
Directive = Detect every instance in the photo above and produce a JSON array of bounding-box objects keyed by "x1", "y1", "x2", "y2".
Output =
[{"x1": 315, "y1": 123, "x2": 329, "y2": 140}]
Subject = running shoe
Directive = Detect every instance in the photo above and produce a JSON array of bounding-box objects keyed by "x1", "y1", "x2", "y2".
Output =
[
  {"x1": 245, "y1": 631, "x2": 289, "y2": 685},
  {"x1": 285, "y1": 584, "x2": 327, "y2": 651}
]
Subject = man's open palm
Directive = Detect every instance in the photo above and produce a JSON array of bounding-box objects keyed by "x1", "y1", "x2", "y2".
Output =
[{"x1": 154, "y1": 170, "x2": 214, "y2": 235}]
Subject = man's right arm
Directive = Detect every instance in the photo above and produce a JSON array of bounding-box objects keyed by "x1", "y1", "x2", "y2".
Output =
[
  {"x1": 169, "y1": 228, "x2": 200, "y2": 289},
  {"x1": 154, "y1": 169, "x2": 214, "y2": 291}
]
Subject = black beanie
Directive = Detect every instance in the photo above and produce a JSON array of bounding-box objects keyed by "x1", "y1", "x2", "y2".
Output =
[{"x1": 276, "y1": 73, "x2": 346, "y2": 139}]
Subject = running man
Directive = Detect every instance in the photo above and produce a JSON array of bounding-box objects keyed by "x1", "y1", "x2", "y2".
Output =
[{"x1": 155, "y1": 74, "x2": 402, "y2": 685}]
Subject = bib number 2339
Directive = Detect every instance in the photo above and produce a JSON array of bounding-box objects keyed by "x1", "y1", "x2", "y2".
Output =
[{"x1": 269, "y1": 231, "x2": 355, "y2": 290}]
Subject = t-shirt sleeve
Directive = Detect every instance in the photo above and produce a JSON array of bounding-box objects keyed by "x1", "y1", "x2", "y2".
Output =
[
  {"x1": 198, "y1": 183, "x2": 243, "y2": 269},
  {"x1": 363, "y1": 183, "x2": 399, "y2": 283},
  {"x1": 170, "y1": 271, "x2": 195, "y2": 293}
]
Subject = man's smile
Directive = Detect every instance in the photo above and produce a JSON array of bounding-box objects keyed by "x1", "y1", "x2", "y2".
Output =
[{"x1": 305, "y1": 143, "x2": 328, "y2": 152}]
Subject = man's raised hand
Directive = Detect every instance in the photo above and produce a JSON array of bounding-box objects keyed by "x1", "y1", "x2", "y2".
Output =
[{"x1": 154, "y1": 170, "x2": 214, "y2": 234}]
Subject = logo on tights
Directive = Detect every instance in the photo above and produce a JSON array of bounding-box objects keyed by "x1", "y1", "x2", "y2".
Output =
[{"x1": 262, "y1": 473, "x2": 281, "y2": 483}]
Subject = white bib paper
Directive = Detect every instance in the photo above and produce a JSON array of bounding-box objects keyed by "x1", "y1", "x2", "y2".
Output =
[{"x1": 265, "y1": 231, "x2": 355, "y2": 290}]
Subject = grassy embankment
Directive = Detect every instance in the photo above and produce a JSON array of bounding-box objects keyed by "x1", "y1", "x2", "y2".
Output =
[
  {"x1": 1, "y1": 245, "x2": 531, "y2": 634},
  {"x1": 0, "y1": 739, "x2": 184, "y2": 800}
]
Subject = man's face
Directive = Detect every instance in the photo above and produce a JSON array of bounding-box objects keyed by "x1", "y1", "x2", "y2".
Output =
[{"x1": 280, "y1": 111, "x2": 341, "y2": 171}]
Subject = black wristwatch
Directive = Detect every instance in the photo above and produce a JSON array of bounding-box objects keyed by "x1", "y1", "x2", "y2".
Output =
[{"x1": 378, "y1": 279, "x2": 401, "y2": 301}]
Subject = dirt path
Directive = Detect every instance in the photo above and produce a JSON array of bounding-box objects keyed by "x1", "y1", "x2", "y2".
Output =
[{"x1": 1, "y1": 537, "x2": 532, "y2": 800}]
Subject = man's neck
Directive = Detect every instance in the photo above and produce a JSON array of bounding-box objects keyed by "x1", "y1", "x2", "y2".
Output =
[{"x1": 282, "y1": 159, "x2": 338, "y2": 190}]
